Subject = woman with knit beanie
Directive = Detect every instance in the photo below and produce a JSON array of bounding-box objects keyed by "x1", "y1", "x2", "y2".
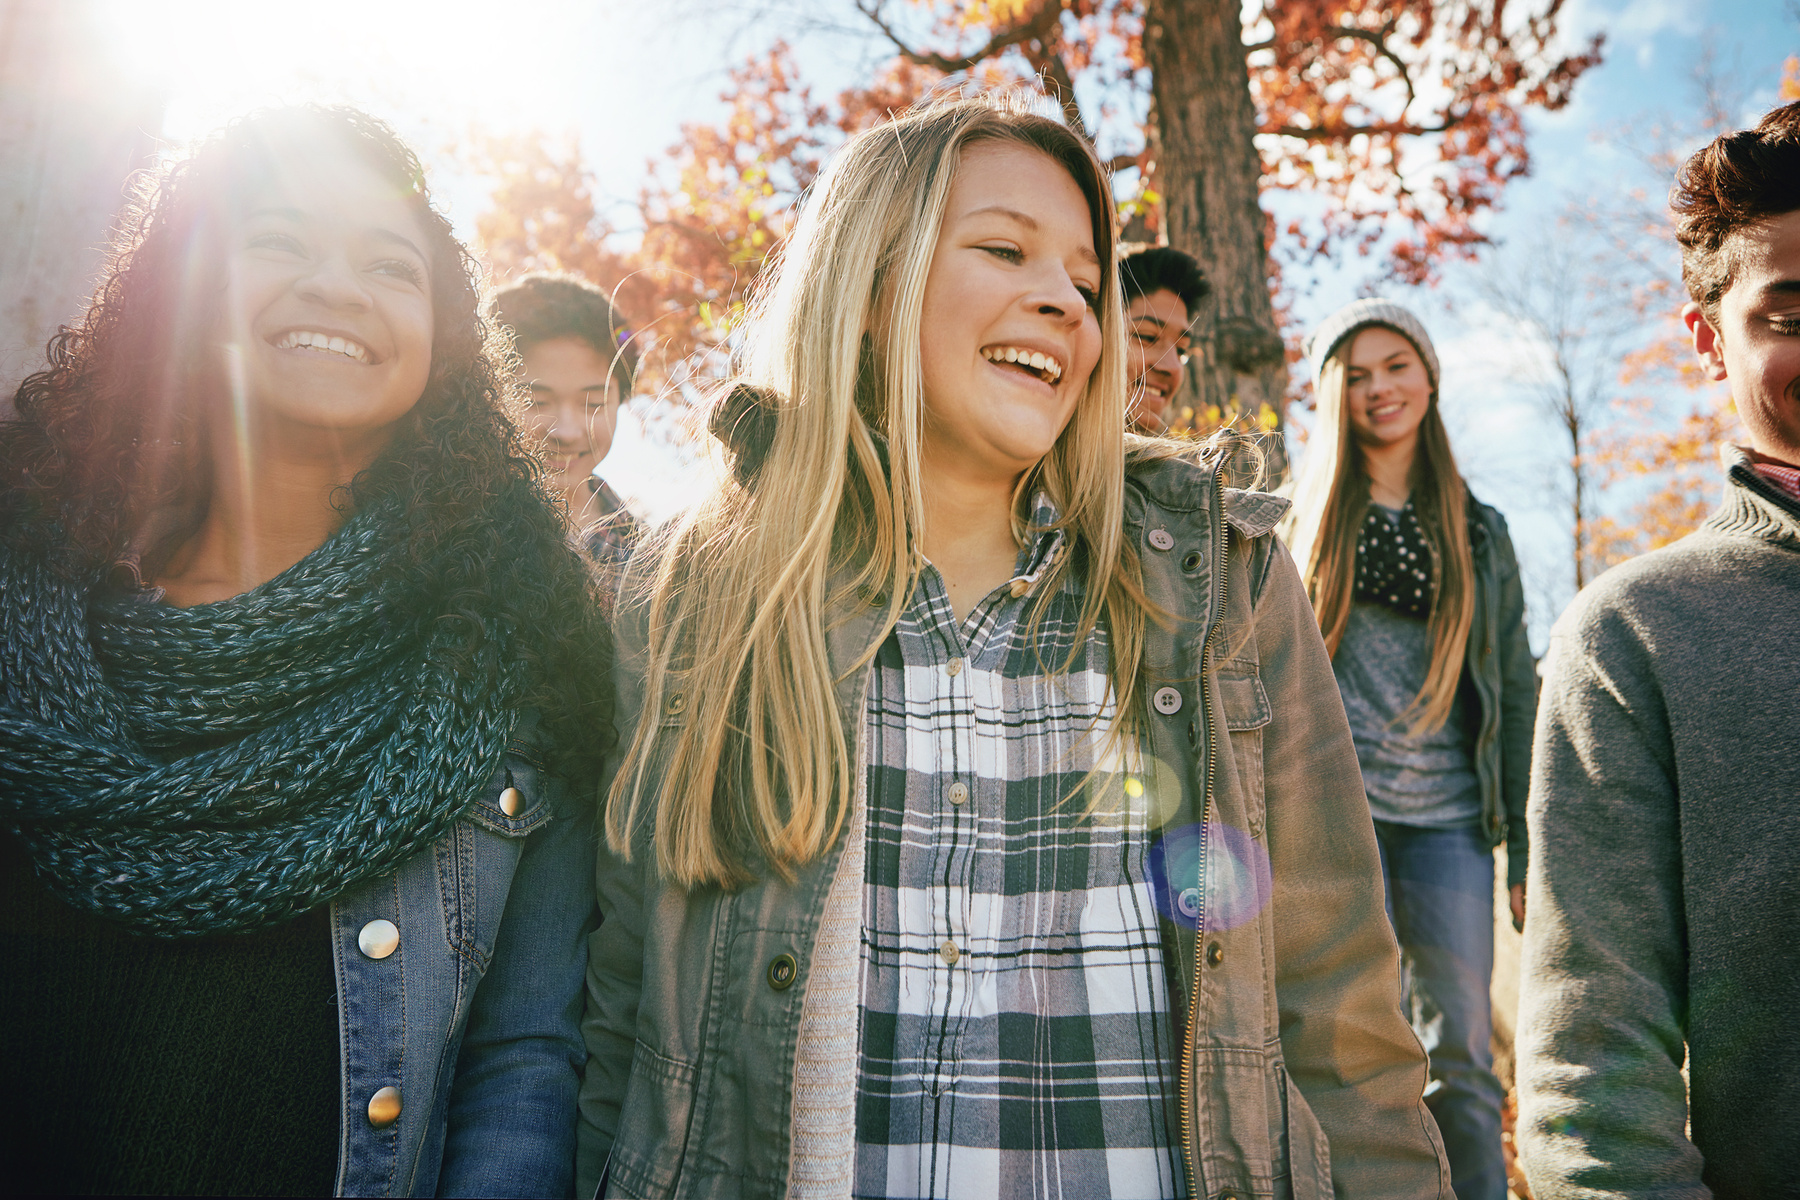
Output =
[
  {"x1": 1282, "y1": 299, "x2": 1537, "y2": 1199},
  {"x1": 0, "y1": 106, "x2": 608, "y2": 1196}
]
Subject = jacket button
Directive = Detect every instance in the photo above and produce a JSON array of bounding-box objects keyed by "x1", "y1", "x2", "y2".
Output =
[
  {"x1": 1177, "y1": 888, "x2": 1201, "y2": 920},
  {"x1": 367, "y1": 1086, "x2": 402, "y2": 1128},
  {"x1": 1153, "y1": 687, "x2": 1183, "y2": 715},
  {"x1": 1187, "y1": 720, "x2": 1198, "y2": 747},
  {"x1": 1148, "y1": 528, "x2": 1175, "y2": 550},
  {"x1": 664, "y1": 691, "x2": 686, "y2": 717},
  {"x1": 357, "y1": 919, "x2": 399, "y2": 960},
  {"x1": 498, "y1": 786, "x2": 523, "y2": 817},
  {"x1": 1206, "y1": 941, "x2": 1224, "y2": 967},
  {"x1": 939, "y1": 939, "x2": 960, "y2": 965},
  {"x1": 948, "y1": 782, "x2": 970, "y2": 806},
  {"x1": 1181, "y1": 550, "x2": 1203, "y2": 572},
  {"x1": 767, "y1": 952, "x2": 798, "y2": 991}
]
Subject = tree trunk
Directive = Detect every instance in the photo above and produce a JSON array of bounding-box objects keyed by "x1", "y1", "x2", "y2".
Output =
[{"x1": 1143, "y1": 0, "x2": 1289, "y2": 479}]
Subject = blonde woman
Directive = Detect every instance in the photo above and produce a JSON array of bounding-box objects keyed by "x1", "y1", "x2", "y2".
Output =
[
  {"x1": 578, "y1": 101, "x2": 1450, "y2": 1200},
  {"x1": 1284, "y1": 300, "x2": 1537, "y2": 1200}
]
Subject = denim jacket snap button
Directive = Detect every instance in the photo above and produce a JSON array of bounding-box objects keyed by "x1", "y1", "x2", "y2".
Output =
[
  {"x1": 1152, "y1": 686, "x2": 1183, "y2": 715},
  {"x1": 358, "y1": 919, "x2": 399, "y2": 960},
  {"x1": 367, "y1": 1086, "x2": 402, "y2": 1128},
  {"x1": 1148, "y1": 528, "x2": 1175, "y2": 551},
  {"x1": 767, "y1": 952, "x2": 798, "y2": 990}
]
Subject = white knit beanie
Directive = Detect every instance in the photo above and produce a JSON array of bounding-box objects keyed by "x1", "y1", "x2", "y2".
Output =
[{"x1": 1305, "y1": 298, "x2": 1440, "y2": 393}]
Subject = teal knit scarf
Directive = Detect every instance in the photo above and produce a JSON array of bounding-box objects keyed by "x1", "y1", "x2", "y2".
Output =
[{"x1": 0, "y1": 501, "x2": 524, "y2": 937}]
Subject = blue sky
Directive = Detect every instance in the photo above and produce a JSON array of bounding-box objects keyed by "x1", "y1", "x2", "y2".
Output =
[{"x1": 106, "y1": 0, "x2": 1797, "y2": 644}]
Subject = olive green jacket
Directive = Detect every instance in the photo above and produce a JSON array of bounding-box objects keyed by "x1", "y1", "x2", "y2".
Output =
[{"x1": 578, "y1": 451, "x2": 1450, "y2": 1199}]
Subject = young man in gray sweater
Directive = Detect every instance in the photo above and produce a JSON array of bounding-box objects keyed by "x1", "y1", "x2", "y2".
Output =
[{"x1": 1517, "y1": 101, "x2": 1800, "y2": 1197}]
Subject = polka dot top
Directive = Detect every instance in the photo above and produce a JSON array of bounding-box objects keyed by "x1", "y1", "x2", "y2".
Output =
[{"x1": 1354, "y1": 499, "x2": 1435, "y2": 620}]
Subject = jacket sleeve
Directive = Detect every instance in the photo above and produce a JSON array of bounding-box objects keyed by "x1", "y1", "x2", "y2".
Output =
[
  {"x1": 439, "y1": 771, "x2": 599, "y2": 1198},
  {"x1": 1490, "y1": 516, "x2": 1538, "y2": 888},
  {"x1": 1516, "y1": 595, "x2": 1705, "y2": 1197},
  {"x1": 575, "y1": 589, "x2": 653, "y2": 1199},
  {"x1": 1255, "y1": 540, "x2": 1452, "y2": 1197}
]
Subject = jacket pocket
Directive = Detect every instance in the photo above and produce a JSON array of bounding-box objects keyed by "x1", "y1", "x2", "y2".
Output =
[
  {"x1": 604, "y1": 1040, "x2": 697, "y2": 1198},
  {"x1": 1274, "y1": 1064, "x2": 1332, "y2": 1200},
  {"x1": 1216, "y1": 660, "x2": 1271, "y2": 836}
]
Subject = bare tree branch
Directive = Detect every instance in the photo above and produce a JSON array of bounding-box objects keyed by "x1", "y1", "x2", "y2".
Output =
[{"x1": 853, "y1": 0, "x2": 1061, "y2": 75}]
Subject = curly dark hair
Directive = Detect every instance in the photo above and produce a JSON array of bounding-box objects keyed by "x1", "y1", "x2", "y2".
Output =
[
  {"x1": 1672, "y1": 100, "x2": 1800, "y2": 324},
  {"x1": 1119, "y1": 246, "x2": 1210, "y2": 315},
  {"x1": 0, "y1": 104, "x2": 612, "y2": 779},
  {"x1": 489, "y1": 272, "x2": 638, "y2": 396}
]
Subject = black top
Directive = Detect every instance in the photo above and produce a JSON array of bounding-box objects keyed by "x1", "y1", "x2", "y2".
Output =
[{"x1": 0, "y1": 835, "x2": 339, "y2": 1196}]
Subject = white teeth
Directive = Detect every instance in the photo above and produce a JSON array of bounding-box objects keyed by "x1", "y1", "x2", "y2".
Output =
[
  {"x1": 277, "y1": 330, "x2": 369, "y2": 363},
  {"x1": 983, "y1": 345, "x2": 1063, "y2": 383}
]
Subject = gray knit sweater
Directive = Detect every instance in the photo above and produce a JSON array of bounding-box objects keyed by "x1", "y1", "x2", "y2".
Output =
[{"x1": 1517, "y1": 445, "x2": 1800, "y2": 1199}]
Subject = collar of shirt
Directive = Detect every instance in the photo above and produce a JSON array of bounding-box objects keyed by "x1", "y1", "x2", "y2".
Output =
[
  {"x1": 1004, "y1": 491, "x2": 1069, "y2": 601},
  {"x1": 1748, "y1": 456, "x2": 1800, "y2": 503}
]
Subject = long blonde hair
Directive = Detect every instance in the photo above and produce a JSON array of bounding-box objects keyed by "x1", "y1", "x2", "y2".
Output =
[
  {"x1": 607, "y1": 96, "x2": 1146, "y2": 887},
  {"x1": 1284, "y1": 339, "x2": 1475, "y2": 735}
]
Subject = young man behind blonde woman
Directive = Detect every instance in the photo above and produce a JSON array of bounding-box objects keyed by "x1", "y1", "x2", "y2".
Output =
[{"x1": 578, "y1": 96, "x2": 1450, "y2": 1199}]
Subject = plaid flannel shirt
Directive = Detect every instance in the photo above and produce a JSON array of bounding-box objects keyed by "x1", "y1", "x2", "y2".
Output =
[
  {"x1": 579, "y1": 477, "x2": 643, "y2": 617},
  {"x1": 854, "y1": 497, "x2": 1184, "y2": 1200}
]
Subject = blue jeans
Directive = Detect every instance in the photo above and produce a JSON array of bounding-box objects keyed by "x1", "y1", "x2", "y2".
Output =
[{"x1": 1373, "y1": 820, "x2": 1506, "y2": 1200}]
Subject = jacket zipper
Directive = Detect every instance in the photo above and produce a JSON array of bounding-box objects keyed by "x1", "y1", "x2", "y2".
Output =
[{"x1": 1180, "y1": 469, "x2": 1230, "y2": 1198}]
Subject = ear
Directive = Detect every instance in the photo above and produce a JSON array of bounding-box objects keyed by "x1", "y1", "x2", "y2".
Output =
[{"x1": 1683, "y1": 301, "x2": 1729, "y2": 383}]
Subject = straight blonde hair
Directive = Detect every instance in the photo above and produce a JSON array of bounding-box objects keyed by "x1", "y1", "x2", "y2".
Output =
[
  {"x1": 607, "y1": 96, "x2": 1147, "y2": 888},
  {"x1": 1284, "y1": 342, "x2": 1475, "y2": 735}
]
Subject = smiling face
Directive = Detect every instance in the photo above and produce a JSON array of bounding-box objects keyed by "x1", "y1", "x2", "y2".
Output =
[
  {"x1": 1344, "y1": 325, "x2": 1433, "y2": 454},
  {"x1": 914, "y1": 141, "x2": 1104, "y2": 487},
  {"x1": 1686, "y1": 208, "x2": 1800, "y2": 467},
  {"x1": 217, "y1": 146, "x2": 434, "y2": 444},
  {"x1": 518, "y1": 335, "x2": 621, "y2": 505},
  {"x1": 1125, "y1": 287, "x2": 1192, "y2": 433}
]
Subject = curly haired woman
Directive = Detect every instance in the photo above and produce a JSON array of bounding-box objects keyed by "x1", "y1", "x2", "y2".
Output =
[
  {"x1": 578, "y1": 97, "x2": 1448, "y2": 1200},
  {"x1": 0, "y1": 107, "x2": 608, "y2": 1197}
]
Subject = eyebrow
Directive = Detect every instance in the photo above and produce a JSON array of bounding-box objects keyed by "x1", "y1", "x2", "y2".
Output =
[
  {"x1": 963, "y1": 204, "x2": 1102, "y2": 266},
  {"x1": 247, "y1": 206, "x2": 428, "y2": 264}
]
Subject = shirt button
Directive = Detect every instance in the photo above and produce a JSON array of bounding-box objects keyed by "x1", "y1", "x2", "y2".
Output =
[
  {"x1": 1148, "y1": 528, "x2": 1175, "y2": 550},
  {"x1": 939, "y1": 939, "x2": 960, "y2": 965},
  {"x1": 948, "y1": 782, "x2": 970, "y2": 806},
  {"x1": 357, "y1": 919, "x2": 399, "y2": 960},
  {"x1": 367, "y1": 1086, "x2": 402, "y2": 1128},
  {"x1": 498, "y1": 786, "x2": 523, "y2": 817},
  {"x1": 1206, "y1": 941, "x2": 1225, "y2": 967},
  {"x1": 1009, "y1": 579, "x2": 1028, "y2": 598},
  {"x1": 946, "y1": 657, "x2": 964, "y2": 677},
  {"x1": 1153, "y1": 686, "x2": 1183, "y2": 715}
]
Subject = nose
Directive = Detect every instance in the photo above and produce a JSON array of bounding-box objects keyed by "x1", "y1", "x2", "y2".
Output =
[
  {"x1": 295, "y1": 252, "x2": 372, "y2": 311},
  {"x1": 1152, "y1": 341, "x2": 1184, "y2": 375},
  {"x1": 1031, "y1": 267, "x2": 1090, "y2": 327},
  {"x1": 549, "y1": 400, "x2": 589, "y2": 448}
]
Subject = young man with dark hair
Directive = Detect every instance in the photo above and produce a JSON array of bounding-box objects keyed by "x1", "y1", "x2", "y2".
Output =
[
  {"x1": 1517, "y1": 101, "x2": 1800, "y2": 1196},
  {"x1": 1119, "y1": 246, "x2": 1209, "y2": 433},
  {"x1": 488, "y1": 273, "x2": 643, "y2": 580}
]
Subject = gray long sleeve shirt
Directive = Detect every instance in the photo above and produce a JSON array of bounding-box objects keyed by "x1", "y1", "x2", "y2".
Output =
[{"x1": 1517, "y1": 446, "x2": 1800, "y2": 1198}]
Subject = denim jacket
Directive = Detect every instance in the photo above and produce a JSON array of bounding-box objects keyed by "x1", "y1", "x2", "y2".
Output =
[
  {"x1": 578, "y1": 448, "x2": 1450, "y2": 1199},
  {"x1": 333, "y1": 712, "x2": 597, "y2": 1197}
]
